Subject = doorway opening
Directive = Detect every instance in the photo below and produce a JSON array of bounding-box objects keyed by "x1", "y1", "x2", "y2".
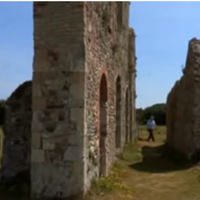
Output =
[
  {"x1": 115, "y1": 76, "x2": 121, "y2": 148},
  {"x1": 99, "y1": 74, "x2": 108, "y2": 177},
  {"x1": 125, "y1": 87, "x2": 129, "y2": 143}
]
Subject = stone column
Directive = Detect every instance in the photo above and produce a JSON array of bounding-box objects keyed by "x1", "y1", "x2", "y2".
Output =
[
  {"x1": 31, "y1": 2, "x2": 86, "y2": 199},
  {"x1": 128, "y1": 28, "x2": 136, "y2": 141}
]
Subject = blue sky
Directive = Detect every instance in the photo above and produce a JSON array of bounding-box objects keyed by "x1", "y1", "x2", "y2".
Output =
[{"x1": 0, "y1": 2, "x2": 199, "y2": 108}]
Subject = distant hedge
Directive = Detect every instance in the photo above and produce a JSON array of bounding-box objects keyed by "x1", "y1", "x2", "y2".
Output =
[
  {"x1": 136, "y1": 103, "x2": 166, "y2": 125},
  {"x1": 0, "y1": 100, "x2": 6, "y2": 126}
]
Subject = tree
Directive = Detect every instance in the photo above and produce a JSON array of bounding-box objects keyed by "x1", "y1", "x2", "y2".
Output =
[{"x1": 136, "y1": 103, "x2": 166, "y2": 125}]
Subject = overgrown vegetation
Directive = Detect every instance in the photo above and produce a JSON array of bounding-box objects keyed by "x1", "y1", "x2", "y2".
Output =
[
  {"x1": 92, "y1": 163, "x2": 134, "y2": 195},
  {"x1": 122, "y1": 143, "x2": 142, "y2": 163},
  {"x1": 136, "y1": 103, "x2": 166, "y2": 125}
]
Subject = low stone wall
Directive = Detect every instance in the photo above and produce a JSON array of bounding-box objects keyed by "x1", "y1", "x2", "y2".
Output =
[
  {"x1": 0, "y1": 80, "x2": 32, "y2": 184},
  {"x1": 166, "y1": 38, "x2": 200, "y2": 161}
]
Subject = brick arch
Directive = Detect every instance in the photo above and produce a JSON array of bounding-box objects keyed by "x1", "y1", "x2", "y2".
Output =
[
  {"x1": 115, "y1": 75, "x2": 121, "y2": 148},
  {"x1": 97, "y1": 69, "x2": 109, "y2": 136},
  {"x1": 114, "y1": 72, "x2": 121, "y2": 82},
  {"x1": 100, "y1": 74, "x2": 108, "y2": 103},
  {"x1": 98, "y1": 71, "x2": 108, "y2": 177},
  {"x1": 98, "y1": 68, "x2": 109, "y2": 101}
]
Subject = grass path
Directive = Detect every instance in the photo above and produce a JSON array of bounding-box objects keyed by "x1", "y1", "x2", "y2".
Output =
[{"x1": 88, "y1": 126, "x2": 200, "y2": 200}]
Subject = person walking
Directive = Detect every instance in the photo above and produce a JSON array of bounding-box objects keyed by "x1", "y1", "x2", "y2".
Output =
[{"x1": 146, "y1": 115, "x2": 156, "y2": 142}]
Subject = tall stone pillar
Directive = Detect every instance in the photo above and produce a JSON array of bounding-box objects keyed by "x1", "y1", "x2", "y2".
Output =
[
  {"x1": 128, "y1": 28, "x2": 137, "y2": 141},
  {"x1": 32, "y1": 2, "x2": 86, "y2": 198}
]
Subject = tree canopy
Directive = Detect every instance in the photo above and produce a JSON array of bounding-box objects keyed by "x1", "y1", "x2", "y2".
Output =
[{"x1": 136, "y1": 103, "x2": 166, "y2": 125}]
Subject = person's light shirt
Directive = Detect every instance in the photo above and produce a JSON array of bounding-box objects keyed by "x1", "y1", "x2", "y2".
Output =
[{"x1": 147, "y1": 119, "x2": 156, "y2": 129}]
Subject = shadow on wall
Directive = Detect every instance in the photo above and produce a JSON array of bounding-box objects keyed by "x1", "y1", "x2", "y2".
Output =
[{"x1": 129, "y1": 144, "x2": 193, "y2": 173}]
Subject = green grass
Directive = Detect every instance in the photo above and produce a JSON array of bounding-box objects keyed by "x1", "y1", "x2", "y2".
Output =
[
  {"x1": 124, "y1": 126, "x2": 200, "y2": 200},
  {"x1": 122, "y1": 142, "x2": 142, "y2": 164},
  {"x1": 87, "y1": 126, "x2": 200, "y2": 200},
  {"x1": 91, "y1": 163, "x2": 134, "y2": 195}
]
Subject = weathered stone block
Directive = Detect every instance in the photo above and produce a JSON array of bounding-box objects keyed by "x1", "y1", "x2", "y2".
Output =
[
  {"x1": 32, "y1": 132, "x2": 42, "y2": 149},
  {"x1": 31, "y1": 149, "x2": 45, "y2": 163},
  {"x1": 42, "y1": 139, "x2": 55, "y2": 150},
  {"x1": 32, "y1": 83, "x2": 42, "y2": 97},
  {"x1": 64, "y1": 146, "x2": 82, "y2": 161},
  {"x1": 70, "y1": 84, "x2": 84, "y2": 98},
  {"x1": 32, "y1": 97, "x2": 46, "y2": 110},
  {"x1": 70, "y1": 108, "x2": 84, "y2": 122}
]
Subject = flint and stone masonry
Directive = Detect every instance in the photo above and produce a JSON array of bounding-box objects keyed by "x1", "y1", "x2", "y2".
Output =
[
  {"x1": 1, "y1": 2, "x2": 137, "y2": 199},
  {"x1": 166, "y1": 38, "x2": 200, "y2": 160}
]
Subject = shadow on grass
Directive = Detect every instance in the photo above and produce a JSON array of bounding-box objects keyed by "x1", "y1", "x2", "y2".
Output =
[{"x1": 129, "y1": 143, "x2": 193, "y2": 173}]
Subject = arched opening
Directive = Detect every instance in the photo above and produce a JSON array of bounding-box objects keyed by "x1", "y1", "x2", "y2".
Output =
[
  {"x1": 125, "y1": 87, "x2": 129, "y2": 143},
  {"x1": 99, "y1": 74, "x2": 108, "y2": 177},
  {"x1": 129, "y1": 90, "x2": 133, "y2": 142},
  {"x1": 115, "y1": 76, "x2": 121, "y2": 148}
]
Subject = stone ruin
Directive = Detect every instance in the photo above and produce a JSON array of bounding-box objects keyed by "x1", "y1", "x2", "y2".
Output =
[
  {"x1": 166, "y1": 38, "x2": 200, "y2": 161},
  {"x1": 1, "y1": 81, "x2": 32, "y2": 184},
  {"x1": 0, "y1": 2, "x2": 137, "y2": 199}
]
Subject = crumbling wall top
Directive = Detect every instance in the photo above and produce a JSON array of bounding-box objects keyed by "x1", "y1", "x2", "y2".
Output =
[
  {"x1": 185, "y1": 37, "x2": 200, "y2": 72},
  {"x1": 129, "y1": 27, "x2": 136, "y2": 37}
]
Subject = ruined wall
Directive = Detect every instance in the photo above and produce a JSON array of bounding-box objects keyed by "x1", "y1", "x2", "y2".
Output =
[
  {"x1": 128, "y1": 28, "x2": 137, "y2": 142},
  {"x1": 0, "y1": 2, "x2": 135, "y2": 199},
  {"x1": 1, "y1": 81, "x2": 32, "y2": 184},
  {"x1": 32, "y1": 2, "x2": 86, "y2": 198},
  {"x1": 166, "y1": 38, "x2": 200, "y2": 159},
  {"x1": 84, "y1": 2, "x2": 131, "y2": 190}
]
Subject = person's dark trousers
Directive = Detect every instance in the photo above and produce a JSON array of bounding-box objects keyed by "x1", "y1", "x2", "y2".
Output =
[{"x1": 147, "y1": 128, "x2": 155, "y2": 142}]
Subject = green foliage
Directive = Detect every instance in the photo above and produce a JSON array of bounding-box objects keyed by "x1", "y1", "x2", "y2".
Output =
[
  {"x1": 0, "y1": 100, "x2": 5, "y2": 126},
  {"x1": 92, "y1": 163, "x2": 134, "y2": 195},
  {"x1": 122, "y1": 143, "x2": 142, "y2": 163},
  {"x1": 136, "y1": 103, "x2": 166, "y2": 125}
]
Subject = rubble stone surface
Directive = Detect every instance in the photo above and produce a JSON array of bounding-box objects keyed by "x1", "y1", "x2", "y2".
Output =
[
  {"x1": 1, "y1": 81, "x2": 32, "y2": 184},
  {"x1": 1, "y1": 2, "x2": 137, "y2": 199},
  {"x1": 166, "y1": 38, "x2": 200, "y2": 160}
]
